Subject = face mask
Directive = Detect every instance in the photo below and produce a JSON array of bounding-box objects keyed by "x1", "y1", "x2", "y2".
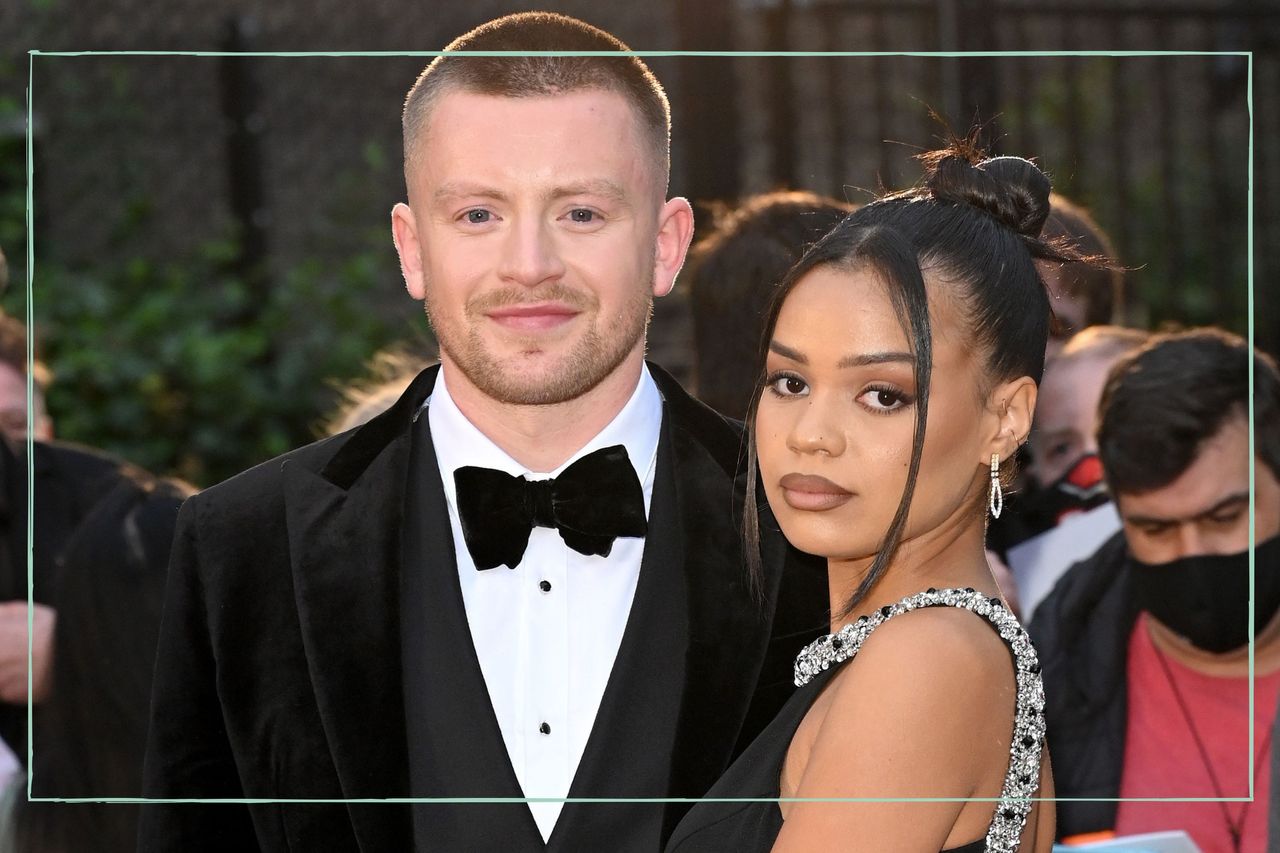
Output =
[
  {"x1": 1129, "y1": 534, "x2": 1280, "y2": 654},
  {"x1": 1018, "y1": 453, "x2": 1110, "y2": 538}
]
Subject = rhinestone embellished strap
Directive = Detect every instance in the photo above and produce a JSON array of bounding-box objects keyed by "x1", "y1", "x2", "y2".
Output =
[{"x1": 793, "y1": 587, "x2": 1046, "y2": 853}]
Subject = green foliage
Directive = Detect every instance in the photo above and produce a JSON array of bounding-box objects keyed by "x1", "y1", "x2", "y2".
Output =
[
  {"x1": 22, "y1": 234, "x2": 415, "y2": 487},
  {"x1": 5, "y1": 225, "x2": 418, "y2": 487}
]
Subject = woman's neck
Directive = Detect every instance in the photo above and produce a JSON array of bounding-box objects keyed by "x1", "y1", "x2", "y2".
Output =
[{"x1": 825, "y1": 510, "x2": 998, "y2": 633}]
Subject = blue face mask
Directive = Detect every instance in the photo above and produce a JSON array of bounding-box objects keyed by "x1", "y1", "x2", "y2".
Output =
[{"x1": 1129, "y1": 534, "x2": 1280, "y2": 654}]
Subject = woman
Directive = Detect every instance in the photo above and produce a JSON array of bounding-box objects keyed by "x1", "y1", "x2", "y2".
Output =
[{"x1": 667, "y1": 143, "x2": 1084, "y2": 852}]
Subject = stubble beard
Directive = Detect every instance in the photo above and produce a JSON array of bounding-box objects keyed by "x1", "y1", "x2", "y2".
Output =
[{"x1": 425, "y1": 278, "x2": 654, "y2": 406}]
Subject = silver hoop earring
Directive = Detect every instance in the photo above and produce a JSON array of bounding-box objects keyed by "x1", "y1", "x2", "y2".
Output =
[{"x1": 988, "y1": 453, "x2": 1003, "y2": 519}]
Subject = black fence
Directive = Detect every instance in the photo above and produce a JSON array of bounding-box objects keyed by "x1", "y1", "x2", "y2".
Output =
[{"x1": 677, "y1": 0, "x2": 1272, "y2": 352}]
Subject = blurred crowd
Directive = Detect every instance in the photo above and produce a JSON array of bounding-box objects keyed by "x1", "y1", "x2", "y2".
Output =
[{"x1": 0, "y1": 167, "x2": 1271, "y2": 852}]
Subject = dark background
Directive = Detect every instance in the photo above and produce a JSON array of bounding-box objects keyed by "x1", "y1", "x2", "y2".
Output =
[{"x1": 1, "y1": 0, "x2": 1273, "y2": 486}]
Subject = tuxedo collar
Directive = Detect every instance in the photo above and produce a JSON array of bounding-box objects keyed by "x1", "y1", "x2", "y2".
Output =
[
  {"x1": 426, "y1": 362, "x2": 662, "y2": 490},
  {"x1": 318, "y1": 362, "x2": 441, "y2": 490}
]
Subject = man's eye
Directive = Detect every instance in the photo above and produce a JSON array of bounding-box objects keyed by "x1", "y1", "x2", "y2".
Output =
[
  {"x1": 1210, "y1": 511, "x2": 1244, "y2": 526},
  {"x1": 1048, "y1": 442, "x2": 1073, "y2": 460},
  {"x1": 465, "y1": 209, "x2": 491, "y2": 223},
  {"x1": 568, "y1": 209, "x2": 596, "y2": 223}
]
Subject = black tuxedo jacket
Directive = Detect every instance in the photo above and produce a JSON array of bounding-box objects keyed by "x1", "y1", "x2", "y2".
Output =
[{"x1": 139, "y1": 363, "x2": 827, "y2": 852}]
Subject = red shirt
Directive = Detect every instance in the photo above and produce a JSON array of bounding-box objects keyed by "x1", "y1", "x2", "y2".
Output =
[{"x1": 1116, "y1": 613, "x2": 1280, "y2": 852}]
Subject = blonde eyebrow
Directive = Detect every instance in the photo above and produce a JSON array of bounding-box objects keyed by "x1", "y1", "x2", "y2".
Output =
[
  {"x1": 432, "y1": 182, "x2": 508, "y2": 204},
  {"x1": 545, "y1": 179, "x2": 629, "y2": 205},
  {"x1": 432, "y1": 179, "x2": 630, "y2": 207}
]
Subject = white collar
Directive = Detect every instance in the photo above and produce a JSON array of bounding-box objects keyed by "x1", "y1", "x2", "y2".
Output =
[{"x1": 428, "y1": 365, "x2": 663, "y2": 508}]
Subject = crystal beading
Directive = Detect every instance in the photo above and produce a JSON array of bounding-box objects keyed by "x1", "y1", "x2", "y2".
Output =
[{"x1": 792, "y1": 587, "x2": 1045, "y2": 853}]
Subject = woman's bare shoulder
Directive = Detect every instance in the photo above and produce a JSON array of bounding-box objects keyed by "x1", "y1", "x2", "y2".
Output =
[
  {"x1": 827, "y1": 605, "x2": 1016, "y2": 708},
  {"x1": 773, "y1": 605, "x2": 1028, "y2": 852}
]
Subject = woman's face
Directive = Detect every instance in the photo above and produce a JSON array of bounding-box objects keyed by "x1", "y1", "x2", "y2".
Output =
[{"x1": 756, "y1": 264, "x2": 1002, "y2": 562}]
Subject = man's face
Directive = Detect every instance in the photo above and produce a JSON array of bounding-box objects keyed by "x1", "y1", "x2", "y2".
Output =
[
  {"x1": 392, "y1": 88, "x2": 690, "y2": 406},
  {"x1": 1116, "y1": 413, "x2": 1280, "y2": 564},
  {"x1": 1028, "y1": 353, "x2": 1113, "y2": 487}
]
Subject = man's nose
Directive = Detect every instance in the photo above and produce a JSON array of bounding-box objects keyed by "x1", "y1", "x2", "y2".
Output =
[
  {"x1": 1171, "y1": 523, "x2": 1209, "y2": 560},
  {"x1": 497, "y1": 217, "x2": 566, "y2": 288}
]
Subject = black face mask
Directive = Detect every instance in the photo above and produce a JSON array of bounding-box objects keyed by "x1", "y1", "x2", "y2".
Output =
[{"x1": 1129, "y1": 534, "x2": 1280, "y2": 654}]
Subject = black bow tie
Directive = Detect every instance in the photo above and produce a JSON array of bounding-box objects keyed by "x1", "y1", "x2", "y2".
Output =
[{"x1": 453, "y1": 444, "x2": 648, "y2": 571}]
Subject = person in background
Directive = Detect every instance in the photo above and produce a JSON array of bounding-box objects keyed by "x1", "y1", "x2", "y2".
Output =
[
  {"x1": 0, "y1": 313, "x2": 53, "y2": 443},
  {"x1": 1030, "y1": 328, "x2": 1280, "y2": 852},
  {"x1": 324, "y1": 347, "x2": 436, "y2": 436},
  {"x1": 0, "y1": 452, "x2": 193, "y2": 852},
  {"x1": 0, "y1": 276, "x2": 191, "y2": 851},
  {"x1": 685, "y1": 191, "x2": 853, "y2": 420},
  {"x1": 1024, "y1": 325, "x2": 1149, "y2": 527},
  {"x1": 1037, "y1": 192, "x2": 1125, "y2": 356},
  {"x1": 995, "y1": 326, "x2": 1150, "y2": 622}
]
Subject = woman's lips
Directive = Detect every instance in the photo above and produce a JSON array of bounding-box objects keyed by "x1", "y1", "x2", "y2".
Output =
[
  {"x1": 487, "y1": 302, "x2": 580, "y2": 332},
  {"x1": 778, "y1": 473, "x2": 854, "y2": 511}
]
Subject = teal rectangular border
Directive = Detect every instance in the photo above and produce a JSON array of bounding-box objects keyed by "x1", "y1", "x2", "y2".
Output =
[{"x1": 24, "y1": 48, "x2": 1257, "y2": 807}]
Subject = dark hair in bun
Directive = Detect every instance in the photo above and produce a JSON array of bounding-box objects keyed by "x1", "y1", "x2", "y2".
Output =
[
  {"x1": 744, "y1": 138, "x2": 1105, "y2": 615},
  {"x1": 924, "y1": 153, "x2": 1052, "y2": 239}
]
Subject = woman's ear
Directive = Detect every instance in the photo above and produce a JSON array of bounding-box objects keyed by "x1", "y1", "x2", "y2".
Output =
[{"x1": 982, "y1": 376, "x2": 1037, "y2": 466}]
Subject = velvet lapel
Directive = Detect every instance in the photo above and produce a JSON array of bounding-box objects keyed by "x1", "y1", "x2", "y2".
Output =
[
  {"x1": 400, "y1": 405, "x2": 544, "y2": 849},
  {"x1": 280, "y1": 365, "x2": 440, "y2": 849},
  {"x1": 647, "y1": 365, "x2": 785, "y2": 838}
]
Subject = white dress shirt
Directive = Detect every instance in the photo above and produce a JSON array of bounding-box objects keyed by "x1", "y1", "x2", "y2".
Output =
[{"x1": 427, "y1": 365, "x2": 661, "y2": 841}]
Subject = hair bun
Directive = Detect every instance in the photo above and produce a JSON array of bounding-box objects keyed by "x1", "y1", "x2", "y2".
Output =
[{"x1": 925, "y1": 154, "x2": 1051, "y2": 239}]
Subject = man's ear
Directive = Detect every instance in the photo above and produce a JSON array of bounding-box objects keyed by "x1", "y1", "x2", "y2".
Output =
[
  {"x1": 982, "y1": 376, "x2": 1037, "y2": 467},
  {"x1": 651, "y1": 197, "x2": 695, "y2": 298},
  {"x1": 391, "y1": 202, "x2": 426, "y2": 300}
]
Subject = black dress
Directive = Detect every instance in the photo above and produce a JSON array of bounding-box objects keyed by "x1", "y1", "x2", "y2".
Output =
[{"x1": 665, "y1": 588, "x2": 1047, "y2": 853}]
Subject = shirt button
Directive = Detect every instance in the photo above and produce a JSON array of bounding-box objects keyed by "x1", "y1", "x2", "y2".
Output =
[
  {"x1": 539, "y1": 721, "x2": 551, "y2": 735},
  {"x1": 539, "y1": 579, "x2": 552, "y2": 593}
]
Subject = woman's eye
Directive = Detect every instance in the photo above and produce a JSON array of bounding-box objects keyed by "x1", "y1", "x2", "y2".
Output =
[
  {"x1": 766, "y1": 373, "x2": 809, "y2": 397},
  {"x1": 858, "y1": 386, "x2": 909, "y2": 413},
  {"x1": 465, "y1": 209, "x2": 491, "y2": 224}
]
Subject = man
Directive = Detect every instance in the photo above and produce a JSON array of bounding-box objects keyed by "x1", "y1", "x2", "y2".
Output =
[
  {"x1": 140, "y1": 13, "x2": 824, "y2": 852},
  {"x1": 1030, "y1": 328, "x2": 1280, "y2": 851},
  {"x1": 1027, "y1": 325, "x2": 1148, "y2": 494}
]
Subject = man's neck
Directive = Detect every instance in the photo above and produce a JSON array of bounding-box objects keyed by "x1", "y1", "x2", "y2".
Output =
[{"x1": 441, "y1": 356, "x2": 646, "y2": 473}]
